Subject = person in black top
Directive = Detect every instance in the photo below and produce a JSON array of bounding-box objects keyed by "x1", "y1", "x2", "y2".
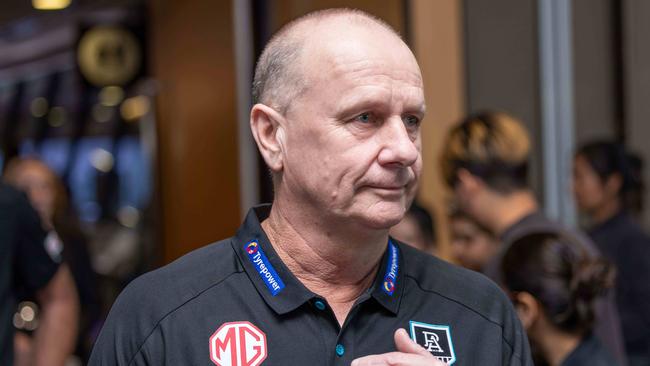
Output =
[
  {"x1": 89, "y1": 9, "x2": 533, "y2": 366},
  {"x1": 573, "y1": 141, "x2": 650, "y2": 365},
  {"x1": 501, "y1": 232, "x2": 618, "y2": 366},
  {"x1": 0, "y1": 182, "x2": 79, "y2": 366},
  {"x1": 440, "y1": 111, "x2": 628, "y2": 365},
  {"x1": 4, "y1": 157, "x2": 101, "y2": 362}
]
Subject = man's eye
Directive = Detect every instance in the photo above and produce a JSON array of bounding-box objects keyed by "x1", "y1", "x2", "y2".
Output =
[
  {"x1": 404, "y1": 115, "x2": 420, "y2": 127},
  {"x1": 355, "y1": 113, "x2": 372, "y2": 123}
]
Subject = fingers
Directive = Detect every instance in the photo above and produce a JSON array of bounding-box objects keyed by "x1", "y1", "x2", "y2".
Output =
[
  {"x1": 350, "y1": 329, "x2": 446, "y2": 366},
  {"x1": 393, "y1": 328, "x2": 431, "y2": 357},
  {"x1": 351, "y1": 352, "x2": 429, "y2": 366}
]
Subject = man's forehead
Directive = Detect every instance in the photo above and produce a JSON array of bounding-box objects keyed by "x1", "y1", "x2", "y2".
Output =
[
  {"x1": 328, "y1": 58, "x2": 423, "y2": 87},
  {"x1": 298, "y1": 23, "x2": 421, "y2": 82}
]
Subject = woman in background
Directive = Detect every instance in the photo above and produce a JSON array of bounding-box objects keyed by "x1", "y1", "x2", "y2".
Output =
[
  {"x1": 4, "y1": 157, "x2": 100, "y2": 363},
  {"x1": 573, "y1": 141, "x2": 650, "y2": 365},
  {"x1": 501, "y1": 232, "x2": 618, "y2": 366}
]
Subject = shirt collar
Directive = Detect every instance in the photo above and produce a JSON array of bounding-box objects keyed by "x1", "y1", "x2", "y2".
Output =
[
  {"x1": 369, "y1": 237, "x2": 405, "y2": 315},
  {"x1": 232, "y1": 204, "x2": 315, "y2": 315},
  {"x1": 232, "y1": 204, "x2": 405, "y2": 316}
]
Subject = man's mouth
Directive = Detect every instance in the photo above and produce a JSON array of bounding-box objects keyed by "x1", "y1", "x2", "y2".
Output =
[
  {"x1": 365, "y1": 184, "x2": 409, "y2": 196},
  {"x1": 369, "y1": 185, "x2": 405, "y2": 190}
]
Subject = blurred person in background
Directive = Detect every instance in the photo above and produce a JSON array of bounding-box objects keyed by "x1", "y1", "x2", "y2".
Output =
[
  {"x1": 449, "y1": 209, "x2": 498, "y2": 272},
  {"x1": 4, "y1": 157, "x2": 101, "y2": 363},
  {"x1": 501, "y1": 232, "x2": 618, "y2": 366},
  {"x1": 390, "y1": 200, "x2": 437, "y2": 255},
  {"x1": 573, "y1": 141, "x2": 650, "y2": 365},
  {"x1": 0, "y1": 181, "x2": 78, "y2": 366},
  {"x1": 440, "y1": 110, "x2": 627, "y2": 365}
]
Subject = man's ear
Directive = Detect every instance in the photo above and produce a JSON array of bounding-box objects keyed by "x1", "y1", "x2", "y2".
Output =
[
  {"x1": 513, "y1": 291, "x2": 540, "y2": 331},
  {"x1": 250, "y1": 104, "x2": 285, "y2": 172}
]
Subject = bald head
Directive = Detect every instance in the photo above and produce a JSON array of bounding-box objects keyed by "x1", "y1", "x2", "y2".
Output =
[{"x1": 252, "y1": 8, "x2": 408, "y2": 113}]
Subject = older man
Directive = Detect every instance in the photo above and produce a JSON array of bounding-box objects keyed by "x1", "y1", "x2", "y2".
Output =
[{"x1": 89, "y1": 9, "x2": 531, "y2": 366}]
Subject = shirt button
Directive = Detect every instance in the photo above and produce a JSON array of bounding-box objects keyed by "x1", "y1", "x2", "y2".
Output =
[
  {"x1": 335, "y1": 344, "x2": 345, "y2": 357},
  {"x1": 314, "y1": 300, "x2": 326, "y2": 311}
]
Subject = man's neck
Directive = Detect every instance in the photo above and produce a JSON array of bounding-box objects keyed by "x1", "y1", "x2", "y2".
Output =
[
  {"x1": 483, "y1": 190, "x2": 539, "y2": 236},
  {"x1": 261, "y1": 201, "x2": 388, "y2": 325}
]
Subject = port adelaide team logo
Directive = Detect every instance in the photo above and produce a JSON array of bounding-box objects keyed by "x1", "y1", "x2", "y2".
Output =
[
  {"x1": 409, "y1": 321, "x2": 457, "y2": 365},
  {"x1": 209, "y1": 321, "x2": 267, "y2": 366}
]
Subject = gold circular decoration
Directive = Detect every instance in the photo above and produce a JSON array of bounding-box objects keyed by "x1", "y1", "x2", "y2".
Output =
[{"x1": 77, "y1": 26, "x2": 141, "y2": 87}]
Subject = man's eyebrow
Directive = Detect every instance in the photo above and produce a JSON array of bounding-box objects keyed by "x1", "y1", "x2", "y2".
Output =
[
  {"x1": 334, "y1": 92, "x2": 392, "y2": 116},
  {"x1": 405, "y1": 102, "x2": 426, "y2": 116}
]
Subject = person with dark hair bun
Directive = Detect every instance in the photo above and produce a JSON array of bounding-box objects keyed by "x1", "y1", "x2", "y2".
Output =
[
  {"x1": 502, "y1": 232, "x2": 619, "y2": 366},
  {"x1": 573, "y1": 141, "x2": 650, "y2": 365}
]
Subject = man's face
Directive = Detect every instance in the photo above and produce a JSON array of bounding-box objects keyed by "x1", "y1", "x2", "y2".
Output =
[{"x1": 279, "y1": 24, "x2": 425, "y2": 229}]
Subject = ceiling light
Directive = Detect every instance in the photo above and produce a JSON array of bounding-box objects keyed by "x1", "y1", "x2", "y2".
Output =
[{"x1": 32, "y1": 0, "x2": 71, "y2": 10}]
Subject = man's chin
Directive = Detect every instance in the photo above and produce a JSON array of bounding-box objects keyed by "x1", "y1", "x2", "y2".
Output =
[{"x1": 357, "y1": 205, "x2": 407, "y2": 230}]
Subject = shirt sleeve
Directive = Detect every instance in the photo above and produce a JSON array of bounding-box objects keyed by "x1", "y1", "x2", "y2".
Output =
[
  {"x1": 88, "y1": 273, "x2": 162, "y2": 366},
  {"x1": 13, "y1": 190, "x2": 60, "y2": 294}
]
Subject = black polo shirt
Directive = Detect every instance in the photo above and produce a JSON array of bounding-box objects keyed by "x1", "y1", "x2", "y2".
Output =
[{"x1": 89, "y1": 205, "x2": 532, "y2": 365}]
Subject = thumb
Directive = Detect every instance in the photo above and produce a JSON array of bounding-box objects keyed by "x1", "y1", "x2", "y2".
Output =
[{"x1": 393, "y1": 328, "x2": 432, "y2": 357}]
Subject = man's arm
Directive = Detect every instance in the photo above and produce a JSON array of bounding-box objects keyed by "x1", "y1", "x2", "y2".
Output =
[{"x1": 32, "y1": 264, "x2": 79, "y2": 366}]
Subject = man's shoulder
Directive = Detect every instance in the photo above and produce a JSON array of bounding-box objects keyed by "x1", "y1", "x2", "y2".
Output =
[
  {"x1": 400, "y1": 243, "x2": 513, "y2": 326},
  {"x1": 119, "y1": 238, "x2": 241, "y2": 311},
  {"x1": 90, "y1": 238, "x2": 244, "y2": 364},
  {"x1": 105, "y1": 239, "x2": 241, "y2": 334}
]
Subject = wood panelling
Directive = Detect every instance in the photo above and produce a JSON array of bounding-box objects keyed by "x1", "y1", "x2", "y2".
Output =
[
  {"x1": 150, "y1": 0, "x2": 241, "y2": 263},
  {"x1": 410, "y1": 0, "x2": 466, "y2": 260}
]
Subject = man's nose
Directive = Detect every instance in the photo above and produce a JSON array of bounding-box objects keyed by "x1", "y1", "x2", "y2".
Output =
[{"x1": 377, "y1": 117, "x2": 419, "y2": 167}]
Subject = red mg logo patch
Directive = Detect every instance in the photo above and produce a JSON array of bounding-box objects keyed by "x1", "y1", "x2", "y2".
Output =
[{"x1": 209, "y1": 321, "x2": 267, "y2": 366}]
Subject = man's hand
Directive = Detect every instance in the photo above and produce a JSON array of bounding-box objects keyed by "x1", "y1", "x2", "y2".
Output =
[{"x1": 351, "y1": 328, "x2": 446, "y2": 366}]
